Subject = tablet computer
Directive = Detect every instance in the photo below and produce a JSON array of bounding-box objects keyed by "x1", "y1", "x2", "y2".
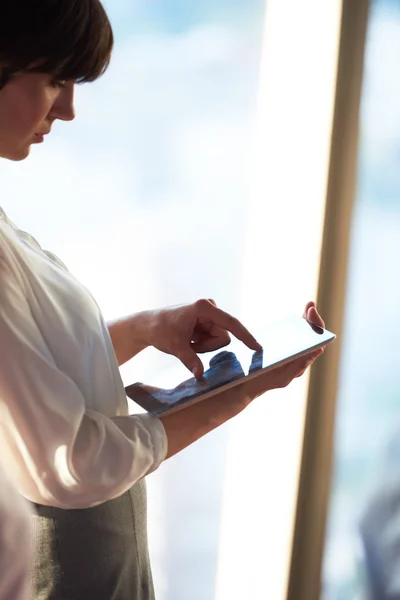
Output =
[{"x1": 125, "y1": 314, "x2": 336, "y2": 417}]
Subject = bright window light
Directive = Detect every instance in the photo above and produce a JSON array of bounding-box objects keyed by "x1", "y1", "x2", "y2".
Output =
[{"x1": 214, "y1": 1, "x2": 343, "y2": 599}]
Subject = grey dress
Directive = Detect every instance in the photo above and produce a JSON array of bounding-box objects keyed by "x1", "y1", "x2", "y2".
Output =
[{"x1": 30, "y1": 480, "x2": 155, "y2": 600}]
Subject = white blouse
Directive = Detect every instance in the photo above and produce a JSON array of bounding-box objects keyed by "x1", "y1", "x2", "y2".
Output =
[
  {"x1": 0, "y1": 208, "x2": 168, "y2": 509},
  {"x1": 0, "y1": 465, "x2": 32, "y2": 600}
]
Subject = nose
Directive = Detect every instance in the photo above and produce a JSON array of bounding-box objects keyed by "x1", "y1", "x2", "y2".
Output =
[
  {"x1": 58, "y1": 101, "x2": 75, "y2": 122},
  {"x1": 50, "y1": 84, "x2": 76, "y2": 123}
]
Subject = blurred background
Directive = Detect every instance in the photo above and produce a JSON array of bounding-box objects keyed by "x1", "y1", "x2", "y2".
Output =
[
  {"x1": 1, "y1": 0, "x2": 399, "y2": 598},
  {"x1": 322, "y1": 1, "x2": 400, "y2": 598}
]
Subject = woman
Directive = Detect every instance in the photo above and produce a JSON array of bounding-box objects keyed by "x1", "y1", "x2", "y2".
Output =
[{"x1": 0, "y1": 1, "x2": 326, "y2": 598}]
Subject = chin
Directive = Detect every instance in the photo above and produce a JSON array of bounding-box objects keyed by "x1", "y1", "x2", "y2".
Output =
[{"x1": 2, "y1": 146, "x2": 32, "y2": 161}]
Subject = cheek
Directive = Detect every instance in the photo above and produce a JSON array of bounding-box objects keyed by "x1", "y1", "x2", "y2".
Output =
[
  {"x1": 15, "y1": 98, "x2": 49, "y2": 137},
  {"x1": 0, "y1": 77, "x2": 57, "y2": 160},
  {"x1": 0, "y1": 88, "x2": 51, "y2": 143}
]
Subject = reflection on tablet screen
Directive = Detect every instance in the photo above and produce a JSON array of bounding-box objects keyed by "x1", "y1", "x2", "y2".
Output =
[{"x1": 126, "y1": 349, "x2": 262, "y2": 415}]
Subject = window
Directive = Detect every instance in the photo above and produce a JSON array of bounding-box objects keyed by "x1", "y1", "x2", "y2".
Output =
[{"x1": 322, "y1": 1, "x2": 400, "y2": 597}]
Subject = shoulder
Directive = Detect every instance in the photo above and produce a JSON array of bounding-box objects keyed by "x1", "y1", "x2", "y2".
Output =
[{"x1": 0, "y1": 213, "x2": 69, "y2": 273}]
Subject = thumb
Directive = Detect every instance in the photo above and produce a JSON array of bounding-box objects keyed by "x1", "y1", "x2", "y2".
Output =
[
  {"x1": 176, "y1": 347, "x2": 204, "y2": 379},
  {"x1": 307, "y1": 306, "x2": 325, "y2": 328}
]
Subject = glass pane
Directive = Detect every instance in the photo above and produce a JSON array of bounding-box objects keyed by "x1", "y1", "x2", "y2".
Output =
[
  {"x1": 0, "y1": 1, "x2": 266, "y2": 599},
  {"x1": 322, "y1": 1, "x2": 400, "y2": 598}
]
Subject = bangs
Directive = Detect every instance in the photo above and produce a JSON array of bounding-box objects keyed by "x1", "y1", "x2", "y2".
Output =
[{"x1": 0, "y1": 0, "x2": 114, "y2": 84}]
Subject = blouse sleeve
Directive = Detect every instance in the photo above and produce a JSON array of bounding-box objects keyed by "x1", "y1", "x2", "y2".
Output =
[{"x1": 0, "y1": 254, "x2": 168, "y2": 509}]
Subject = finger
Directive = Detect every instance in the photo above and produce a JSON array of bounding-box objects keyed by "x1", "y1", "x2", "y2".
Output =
[
  {"x1": 191, "y1": 324, "x2": 231, "y2": 344},
  {"x1": 294, "y1": 347, "x2": 324, "y2": 377},
  {"x1": 278, "y1": 347, "x2": 323, "y2": 377},
  {"x1": 235, "y1": 347, "x2": 324, "y2": 401},
  {"x1": 300, "y1": 347, "x2": 324, "y2": 364},
  {"x1": 196, "y1": 300, "x2": 262, "y2": 351},
  {"x1": 294, "y1": 357, "x2": 317, "y2": 377},
  {"x1": 191, "y1": 335, "x2": 231, "y2": 353},
  {"x1": 306, "y1": 306, "x2": 325, "y2": 328},
  {"x1": 175, "y1": 347, "x2": 204, "y2": 379},
  {"x1": 303, "y1": 301, "x2": 316, "y2": 319}
]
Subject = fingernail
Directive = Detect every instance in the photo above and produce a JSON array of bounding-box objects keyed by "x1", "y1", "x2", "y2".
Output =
[{"x1": 192, "y1": 367, "x2": 201, "y2": 379}]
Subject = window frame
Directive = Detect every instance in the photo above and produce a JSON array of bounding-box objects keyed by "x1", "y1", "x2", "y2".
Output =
[{"x1": 286, "y1": 2, "x2": 371, "y2": 599}]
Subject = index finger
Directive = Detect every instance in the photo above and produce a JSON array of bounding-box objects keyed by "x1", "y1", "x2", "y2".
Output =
[{"x1": 196, "y1": 300, "x2": 262, "y2": 351}]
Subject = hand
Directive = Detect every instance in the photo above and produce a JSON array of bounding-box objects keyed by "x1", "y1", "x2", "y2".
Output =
[
  {"x1": 146, "y1": 299, "x2": 262, "y2": 378},
  {"x1": 157, "y1": 302, "x2": 327, "y2": 461},
  {"x1": 240, "y1": 346, "x2": 324, "y2": 404},
  {"x1": 145, "y1": 299, "x2": 325, "y2": 380},
  {"x1": 233, "y1": 301, "x2": 326, "y2": 403}
]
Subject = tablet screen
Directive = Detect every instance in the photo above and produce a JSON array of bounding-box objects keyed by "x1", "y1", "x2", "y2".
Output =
[{"x1": 125, "y1": 315, "x2": 335, "y2": 416}]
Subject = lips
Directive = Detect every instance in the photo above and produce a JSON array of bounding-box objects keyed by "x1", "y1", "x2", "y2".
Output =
[{"x1": 34, "y1": 130, "x2": 50, "y2": 137}]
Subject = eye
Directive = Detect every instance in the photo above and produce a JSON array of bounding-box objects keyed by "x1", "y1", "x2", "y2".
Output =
[{"x1": 50, "y1": 79, "x2": 67, "y2": 90}]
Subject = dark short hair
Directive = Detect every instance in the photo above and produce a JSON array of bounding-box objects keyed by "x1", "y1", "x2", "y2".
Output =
[{"x1": 0, "y1": 0, "x2": 114, "y2": 87}]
